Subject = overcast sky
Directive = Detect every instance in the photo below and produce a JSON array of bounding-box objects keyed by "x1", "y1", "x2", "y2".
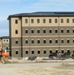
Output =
[{"x1": 0, "y1": 0, "x2": 74, "y2": 37}]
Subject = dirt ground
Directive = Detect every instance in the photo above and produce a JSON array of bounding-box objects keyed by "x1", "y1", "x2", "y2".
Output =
[{"x1": 0, "y1": 58, "x2": 74, "y2": 75}]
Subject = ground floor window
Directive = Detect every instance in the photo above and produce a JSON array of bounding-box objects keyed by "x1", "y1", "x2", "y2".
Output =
[
  {"x1": 25, "y1": 51, "x2": 28, "y2": 54},
  {"x1": 15, "y1": 50, "x2": 18, "y2": 54}
]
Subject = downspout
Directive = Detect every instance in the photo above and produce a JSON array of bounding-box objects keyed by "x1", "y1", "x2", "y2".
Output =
[
  {"x1": 58, "y1": 16, "x2": 60, "y2": 53},
  {"x1": 21, "y1": 17, "x2": 23, "y2": 58},
  {"x1": 29, "y1": 17, "x2": 30, "y2": 57}
]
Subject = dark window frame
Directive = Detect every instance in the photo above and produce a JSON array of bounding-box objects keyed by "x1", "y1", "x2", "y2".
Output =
[
  {"x1": 61, "y1": 19, "x2": 63, "y2": 23},
  {"x1": 38, "y1": 51, "x2": 40, "y2": 54},
  {"x1": 37, "y1": 30, "x2": 40, "y2": 33},
  {"x1": 37, "y1": 40, "x2": 40, "y2": 44},
  {"x1": 61, "y1": 40, "x2": 64, "y2": 43},
  {"x1": 37, "y1": 19, "x2": 40, "y2": 23},
  {"x1": 31, "y1": 19, "x2": 34, "y2": 23},
  {"x1": 25, "y1": 30, "x2": 28, "y2": 33},
  {"x1": 25, "y1": 40, "x2": 28, "y2": 44},
  {"x1": 44, "y1": 50, "x2": 46, "y2": 54},
  {"x1": 43, "y1": 30, "x2": 46, "y2": 33},
  {"x1": 43, "y1": 19, "x2": 46, "y2": 23},
  {"x1": 32, "y1": 51, "x2": 34, "y2": 54},
  {"x1": 67, "y1": 30, "x2": 69, "y2": 33},
  {"x1": 15, "y1": 20, "x2": 18, "y2": 24},
  {"x1": 61, "y1": 30, "x2": 64, "y2": 33},
  {"x1": 49, "y1": 30, "x2": 52, "y2": 33},
  {"x1": 31, "y1": 30, "x2": 34, "y2": 33},
  {"x1": 55, "y1": 30, "x2": 58, "y2": 33},
  {"x1": 49, "y1": 19, "x2": 52, "y2": 23},
  {"x1": 49, "y1": 40, "x2": 52, "y2": 43},
  {"x1": 55, "y1": 40, "x2": 58, "y2": 43},
  {"x1": 67, "y1": 40, "x2": 70, "y2": 43},
  {"x1": 67, "y1": 19, "x2": 69, "y2": 23},
  {"x1": 25, "y1": 19, "x2": 28, "y2": 23},
  {"x1": 55, "y1": 19, "x2": 57, "y2": 23},
  {"x1": 16, "y1": 51, "x2": 18, "y2": 54},
  {"x1": 15, "y1": 30, "x2": 18, "y2": 34},
  {"x1": 25, "y1": 51, "x2": 28, "y2": 54},
  {"x1": 15, "y1": 41, "x2": 18, "y2": 44}
]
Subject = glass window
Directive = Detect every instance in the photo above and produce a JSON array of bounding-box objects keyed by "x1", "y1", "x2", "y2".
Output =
[
  {"x1": 55, "y1": 50, "x2": 58, "y2": 53},
  {"x1": 73, "y1": 50, "x2": 74, "y2": 53},
  {"x1": 37, "y1": 40, "x2": 40, "y2": 44},
  {"x1": 25, "y1": 19, "x2": 28, "y2": 23},
  {"x1": 49, "y1": 40, "x2": 52, "y2": 43},
  {"x1": 67, "y1": 40, "x2": 70, "y2": 43},
  {"x1": 67, "y1": 30, "x2": 69, "y2": 33},
  {"x1": 49, "y1": 30, "x2": 52, "y2": 33},
  {"x1": 50, "y1": 50, "x2": 52, "y2": 53},
  {"x1": 32, "y1": 51, "x2": 34, "y2": 54},
  {"x1": 15, "y1": 30, "x2": 18, "y2": 34},
  {"x1": 15, "y1": 20, "x2": 18, "y2": 24},
  {"x1": 43, "y1": 19, "x2": 46, "y2": 23},
  {"x1": 61, "y1": 19, "x2": 63, "y2": 23},
  {"x1": 43, "y1": 40, "x2": 46, "y2": 44},
  {"x1": 44, "y1": 51, "x2": 46, "y2": 54},
  {"x1": 61, "y1": 30, "x2": 64, "y2": 33},
  {"x1": 31, "y1": 30, "x2": 34, "y2": 33},
  {"x1": 55, "y1": 30, "x2": 58, "y2": 33},
  {"x1": 72, "y1": 19, "x2": 74, "y2": 23},
  {"x1": 7, "y1": 40, "x2": 8, "y2": 42},
  {"x1": 43, "y1": 30, "x2": 46, "y2": 33},
  {"x1": 31, "y1": 40, "x2": 34, "y2": 44},
  {"x1": 49, "y1": 19, "x2": 52, "y2": 23},
  {"x1": 38, "y1": 51, "x2": 40, "y2": 54},
  {"x1": 73, "y1": 30, "x2": 74, "y2": 33},
  {"x1": 73, "y1": 40, "x2": 74, "y2": 43},
  {"x1": 61, "y1": 50, "x2": 64, "y2": 53},
  {"x1": 31, "y1": 19, "x2": 34, "y2": 23},
  {"x1": 37, "y1": 19, "x2": 40, "y2": 23},
  {"x1": 16, "y1": 51, "x2": 18, "y2": 54},
  {"x1": 67, "y1": 19, "x2": 69, "y2": 23},
  {"x1": 55, "y1": 40, "x2": 58, "y2": 43},
  {"x1": 61, "y1": 40, "x2": 64, "y2": 43},
  {"x1": 37, "y1": 30, "x2": 40, "y2": 33},
  {"x1": 15, "y1": 41, "x2": 18, "y2": 44},
  {"x1": 25, "y1": 40, "x2": 28, "y2": 44},
  {"x1": 25, "y1": 51, "x2": 28, "y2": 54},
  {"x1": 25, "y1": 30, "x2": 28, "y2": 33},
  {"x1": 55, "y1": 19, "x2": 57, "y2": 23}
]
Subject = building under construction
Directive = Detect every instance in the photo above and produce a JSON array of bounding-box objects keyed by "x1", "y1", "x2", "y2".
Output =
[{"x1": 8, "y1": 12, "x2": 74, "y2": 58}]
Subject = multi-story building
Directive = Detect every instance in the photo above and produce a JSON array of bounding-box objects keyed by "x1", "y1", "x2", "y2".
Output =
[
  {"x1": 0, "y1": 36, "x2": 9, "y2": 50},
  {"x1": 8, "y1": 12, "x2": 74, "y2": 58}
]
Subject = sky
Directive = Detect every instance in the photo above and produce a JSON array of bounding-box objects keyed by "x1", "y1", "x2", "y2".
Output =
[{"x1": 0, "y1": 0, "x2": 74, "y2": 37}]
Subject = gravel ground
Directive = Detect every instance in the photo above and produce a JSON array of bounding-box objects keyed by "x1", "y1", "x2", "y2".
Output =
[{"x1": 0, "y1": 62, "x2": 74, "y2": 75}]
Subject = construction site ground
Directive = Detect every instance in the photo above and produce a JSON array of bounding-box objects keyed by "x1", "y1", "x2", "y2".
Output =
[{"x1": 0, "y1": 58, "x2": 74, "y2": 75}]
